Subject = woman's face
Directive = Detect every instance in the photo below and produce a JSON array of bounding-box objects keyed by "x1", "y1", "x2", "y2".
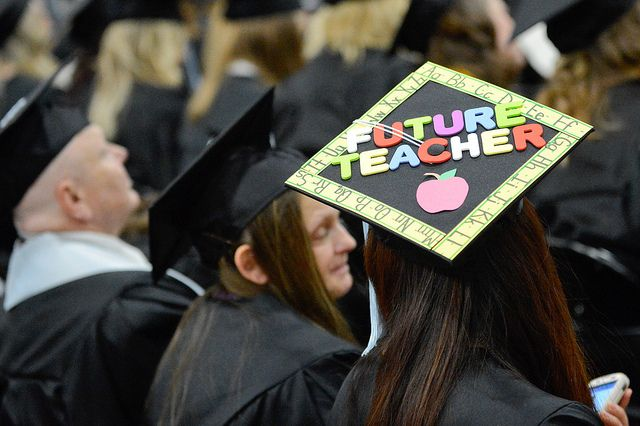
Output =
[{"x1": 299, "y1": 195, "x2": 357, "y2": 299}]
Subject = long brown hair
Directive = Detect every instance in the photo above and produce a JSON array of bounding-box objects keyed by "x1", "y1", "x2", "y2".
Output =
[
  {"x1": 187, "y1": 1, "x2": 305, "y2": 121},
  {"x1": 364, "y1": 199, "x2": 591, "y2": 426},
  {"x1": 537, "y1": 1, "x2": 640, "y2": 125},
  {"x1": 153, "y1": 191, "x2": 354, "y2": 425}
]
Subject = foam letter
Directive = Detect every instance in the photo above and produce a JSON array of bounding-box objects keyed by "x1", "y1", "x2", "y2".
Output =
[
  {"x1": 331, "y1": 153, "x2": 360, "y2": 180},
  {"x1": 346, "y1": 126, "x2": 372, "y2": 153},
  {"x1": 373, "y1": 122, "x2": 404, "y2": 148},
  {"x1": 495, "y1": 102, "x2": 526, "y2": 128},
  {"x1": 450, "y1": 133, "x2": 481, "y2": 161},
  {"x1": 418, "y1": 138, "x2": 452, "y2": 164},
  {"x1": 481, "y1": 128, "x2": 512, "y2": 156},
  {"x1": 389, "y1": 145, "x2": 420, "y2": 171},
  {"x1": 403, "y1": 116, "x2": 433, "y2": 140},
  {"x1": 433, "y1": 110, "x2": 464, "y2": 137},
  {"x1": 360, "y1": 148, "x2": 390, "y2": 176},
  {"x1": 513, "y1": 123, "x2": 546, "y2": 151},
  {"x1": 464, "y1": 107, "x2": 497, "y2": 133}
]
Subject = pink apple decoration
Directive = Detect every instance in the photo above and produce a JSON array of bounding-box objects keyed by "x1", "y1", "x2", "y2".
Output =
[{"x1": 416, "y1": 169, "x2": 469, "y2": 214}]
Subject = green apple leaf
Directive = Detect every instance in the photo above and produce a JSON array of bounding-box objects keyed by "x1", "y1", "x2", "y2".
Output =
[{"x1": 439, "y1": 169, "x2": 457, "y2": 180}]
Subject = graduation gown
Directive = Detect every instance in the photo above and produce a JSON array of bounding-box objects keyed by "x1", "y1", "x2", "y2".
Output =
[
  {"x1": 529, "y1": 80, "x2": 640, "y2": 270},
  {"x1": 146, "y1": 291, "x2": 361, "y2": 425},
  {"x1": 273, "y1": 49, "x2": 417, "y2": 158},
  {"x1": 178, "y1": 74, "x2": 269, "y2": 170},
  {"x1": 331, "y1": 356, "x2": 602, "y2": 425},
  {"x1": 115, "y1": 82, "x2": 187, "y2": 193},
  {"x1": 0, "y1": 74, "x2": 40, "y2": 117},
  {"x1": 0, "y1": 271, "x2": 197, "y2": 425}
]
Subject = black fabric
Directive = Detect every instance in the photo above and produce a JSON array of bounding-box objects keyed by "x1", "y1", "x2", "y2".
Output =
[
  {"x1": 0, "y1": 75, "x2": 40, "y2": 118},
  {"x1": 391, "y1": 0, "x2": 453, "y2": 54},
  {"x1": 273, "y1": 49, "x2": 417, "y2": 158},
  {"x1": 529, "y1": 80, "x2": 640, "y2": 271},
  {"x1": 225, "y1": 0, "x2": 301, "y2": 19},
  {"x1": 114, "y1": 82, "x2": 187, "y2": 194},
  {"x1": 0, "y1": 270, "x2": 197, "y2": 425},
  {"x1": 509, "y1": 0, "x2": 578, "y2": 38},
  {"x1": 0, "y1": 0, "x2": 26, "y2": 48},
  {"x1": 330, "y1": 356, "x2": 602, "y2": 425},
  {"x1": 178, "y1": 74, "x2": 269, "y2": 169},
  {"x1": 150, "y1": 90, "x2": 305, "y2": 280},
  {"x1": 0, "y1": 74, "x2": 89, "y2": 249},
  {"x1": 146, "y1": 291, "x2": 360, "y2": 425}
]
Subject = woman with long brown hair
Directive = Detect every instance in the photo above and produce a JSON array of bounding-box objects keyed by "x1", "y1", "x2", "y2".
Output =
[
  {"x1": 146, "y1": 92, "x2": 360, "y2": 425},
  {"x1": 333, "y1": 201, "x2": 630, "y2": 425}
]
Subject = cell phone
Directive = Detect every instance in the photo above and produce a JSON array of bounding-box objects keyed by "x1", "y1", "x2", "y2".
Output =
[{"x1": 589, "y1": 372, "x2": 630, "y2": 412}]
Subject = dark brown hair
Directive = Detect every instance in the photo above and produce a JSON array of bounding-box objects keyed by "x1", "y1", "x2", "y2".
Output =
[
  {"x1": 364, "y1": 199, "x2": 592, "y2": 426},
  {"x1": 152, "y1": 191, "x2": 354, "y2": 425}
]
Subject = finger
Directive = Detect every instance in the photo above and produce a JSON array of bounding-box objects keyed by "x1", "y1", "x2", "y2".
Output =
[
  {"x1": 599, "y1": 410, "x2": 623, "y2": 426},
  {"x1": 619, "y1": 388, "x2": 632, "y2": 410},
  {"x1": 605, "y1": 403, "x2": 628, "y2": 426}
]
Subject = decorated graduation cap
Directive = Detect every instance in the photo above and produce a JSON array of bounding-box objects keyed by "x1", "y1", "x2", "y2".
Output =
[
  {"x1": 511, "y1": 0, "x2": 635, "y2": 52},
  {"x1": 149, "y1": 89, "x2": 303, "y2": 281},
  {"x1": 285, "y1": 62, "x2": 593, "y2": 263},
  {"x1": 391, "y1": 0, "x2": 453, "y2": 54},
  {"x1": 0, "y1": 66, "x2": 89, "y2": 249},
  {"x1": 0, "y1": 0, "x2": 27, "y2": 48},
  {"x1": 225, "y1": 0, "x2": 301, "y2": 19}
]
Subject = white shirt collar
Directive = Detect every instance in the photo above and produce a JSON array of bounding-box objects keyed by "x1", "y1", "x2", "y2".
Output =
[{"x1": 4, "y1": 231, "x2": 151, "y2": 310}]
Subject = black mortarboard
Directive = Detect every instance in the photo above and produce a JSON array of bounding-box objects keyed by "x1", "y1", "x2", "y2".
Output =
[
  {"x1": 286, "y1": 62, "x2": 593, "y2": 263},
  {"x1": 150, "y1": 90, "x2": 304, "y2": 280},
  {"x1": 0, "y1": 0, "x2": 27, "y2": 48},
  {"x1": 391, "y1": 0, "x2": 453, "y2": 54},
  {"x1": 0, "y1": 67, "x2": 89, "y2": 249},
  {"x1": 225, "y1": 0, "x2": 301, "y2": 19},
  {"x1": 63, "y1": 0, "x2": 182, "y2": 54},
  {"x1": 511, "y1": 0, "x2": 635, "y2": 53}
]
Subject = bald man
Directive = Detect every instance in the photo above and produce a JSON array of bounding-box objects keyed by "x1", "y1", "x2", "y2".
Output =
[{"x1": 0, "y1": 73, "x2": 202, "y2": 425}]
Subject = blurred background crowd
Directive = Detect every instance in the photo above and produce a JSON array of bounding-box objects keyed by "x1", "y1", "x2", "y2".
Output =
[{"x1": 0, "y1": 0, "x2": 639, "y2": 424}]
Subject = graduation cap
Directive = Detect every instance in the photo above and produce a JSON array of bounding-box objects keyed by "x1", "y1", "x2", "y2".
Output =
[
  {"x1": 0, "y1": 0, "x2": 27, "y2": 48},
  {"x1": 391, "y1": 0, "x2": 453, "y2": 54},
  {"x1": 285, "y1": 62, "x2": 593, "y2": 264},
  {"x1": 149, "y1": 89, "x2": 304, "y2": 281},
  {"x1": 0, "y1": 67, "x2": 89, "y2": 249},
  {"x1": 225, "y1": 0, "x2": 301, "y2": 19},
  {"x1": 511, "y1": 0, "x2": 635, "y2": 52}
]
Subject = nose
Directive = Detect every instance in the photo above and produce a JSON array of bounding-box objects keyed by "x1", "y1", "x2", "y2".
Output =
[{"x1": 335, "y1": 222, "x2": 357, "y2": 254}]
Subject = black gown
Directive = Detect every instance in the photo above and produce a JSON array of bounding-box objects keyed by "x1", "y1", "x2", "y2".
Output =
[
  {"x1": 331, "y1": 356, "x2": 602, "y2": 425},
  {"x1": 115, "y1": 82, "x2": 188, "y2": 193},
  {"x1": 529, "y1": 80, "x2": 640, "y2": 270},
  {"x1": 0, "y1": 74, "x2": 40, "y2": 117},
  {"x1": 178, "y1": 74, "x2": 269, "y2": 170},
  {"x1": 273, "y1": 49, "x2": 417, "y2": 158},
  {"x1": 146, "y1": 291, "x2": 361, "y2": 425},
  {"x1": 0, "y1": 271, "x2": 197, "y2": 425}
]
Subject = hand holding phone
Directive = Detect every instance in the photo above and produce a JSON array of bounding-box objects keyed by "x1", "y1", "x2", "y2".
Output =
[{"x1": 589, "y1": 372, "x2": 630, "y2": 413}]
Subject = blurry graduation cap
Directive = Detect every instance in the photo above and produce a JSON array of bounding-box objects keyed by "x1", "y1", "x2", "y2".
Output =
[
  {"x1": 391, "y1": 0, "x2": 453, "y2": 55},
  {"x1": 225, "y1": 0, "x2": 301, "y2": 19},
  {"x1": 0, "y1": 0, "x2": 27, "y2": 48},
  {"x1": 149, "y1": 89, "x2": 304, "y2": 281},
  {"x1": 64, "y1": 0, "x2": 182, "y2": 54},
  {"x1": 511, "y1": 0, "x2": 635, "y2": 53},
  {"x1": 285, "y1": 62, "x2": 593, "y2": 264},
  {"x1": 0, "y1": 66, "x2": 89, "y2": 249}
]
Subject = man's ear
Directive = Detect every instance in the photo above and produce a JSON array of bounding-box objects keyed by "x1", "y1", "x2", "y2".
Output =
[
  {"x1": 233, "y1": 244, "x2": 269, "y2": 285},
  {"x1": 55, "y1": 178, "x2": 92, "y2": 223}
]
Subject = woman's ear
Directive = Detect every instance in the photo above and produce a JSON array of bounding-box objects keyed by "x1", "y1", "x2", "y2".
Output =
[
  {"x1": 55, "y1": 178, "x2": 92, "y2": 223},
  {"x1": 234, "y1": 244, "x2": 269, "y2": 285}
]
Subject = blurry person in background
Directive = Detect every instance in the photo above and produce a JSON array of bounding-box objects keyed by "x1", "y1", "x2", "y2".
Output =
[
  {"x1": 0, "y1": 0, "x2": 58, "y2": 115},
  {"x1": 0, "y1": 73, "x2": 200, "y2": 425},
  {"x1": 179, "y1": 0, "x2": 306, "y2": 167},
  {"x1": 146, "y1": 92, "x2": 360, "y2": 425},
  {"x1": 88, "y1": 0, "x2": 189, "y2": 195},
  {"x1": 531, "y1": 0, "x2": 640, "y2": 274}
]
